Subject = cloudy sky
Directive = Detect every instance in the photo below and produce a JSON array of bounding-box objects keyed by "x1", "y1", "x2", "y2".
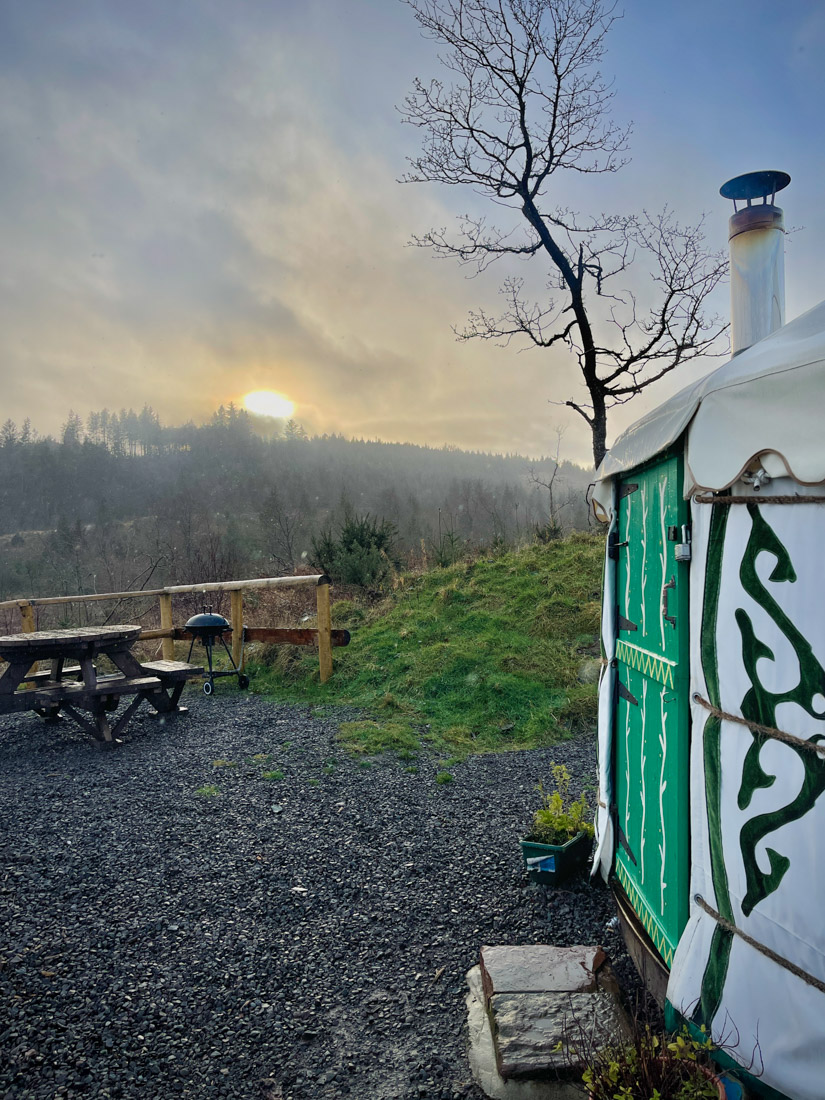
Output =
[{"x1": 2, "y1": 0, "x2": 824, "y2": 465}]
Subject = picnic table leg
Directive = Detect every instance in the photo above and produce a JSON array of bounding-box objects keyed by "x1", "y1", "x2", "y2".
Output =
[
  {"x1": 107, "y1": 647, "x2": 147, "y2": 679},
  {"x1": 0, "y1": 659, "x2": 32, "y2": 695},
  {"x1": 59, "y1": 702, "x2": 112, "y2": 743},
  {"x1": 110, "y1": 693, "x2": 149, "y2": 738},
  {"x1": 145, "y1": 681, "x2": 187, "y2": 715}
]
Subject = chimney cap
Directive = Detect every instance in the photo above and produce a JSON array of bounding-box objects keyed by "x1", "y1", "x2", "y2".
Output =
[{"x1": 720, "y1": 170, "x2": 790, "y2": 204}]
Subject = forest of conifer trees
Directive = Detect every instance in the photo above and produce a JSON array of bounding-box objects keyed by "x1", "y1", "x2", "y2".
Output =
[{"x1": 0, "y1": 404, "x2": 593, "y2": 602}]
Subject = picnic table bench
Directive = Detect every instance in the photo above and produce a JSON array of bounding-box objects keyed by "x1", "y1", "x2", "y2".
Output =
[{"x1": 0, "y1": 626, "x2": 203, "y2": 745}]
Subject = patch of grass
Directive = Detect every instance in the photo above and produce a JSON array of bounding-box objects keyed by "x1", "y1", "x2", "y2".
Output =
[
  {"x1": 249, "y1": 535, "x2": 602, "y2": 758},
  {"x1": 261, "y1": 770, "x2": 284, "y2": 781},
  {"x1": 307, "y1": 778, "x2": 320, "y2": 786},
  {"x1": 337, "y1": 719, "x2": 421, "y2": 756},
  {"x1": 435, "y1": 771, "x2": 454, "y2": 785},
  {"x1": 250, "y1": 753, "x2": 271, "y2": 764},
  {"x1": 196, "y1": 785, "x2": 220, "y2": 797},
  {"x1": 211, "y1": 759, "x2": 237, "y2": 768},
  {"x1": 404, "y1": 766, "x2": 419, "y2": 774},
  {"x1": 323, "y1": 763, "x2": 335, "y2": 775}
]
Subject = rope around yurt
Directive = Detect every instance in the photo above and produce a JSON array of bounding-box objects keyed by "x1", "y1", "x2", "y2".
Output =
[{"x1": 692, "y1": 694, "x2": 825, "y2": 759}]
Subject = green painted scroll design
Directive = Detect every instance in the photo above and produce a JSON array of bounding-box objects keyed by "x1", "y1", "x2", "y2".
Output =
[
  {"x1": 735, "y1": 503, "x2": 825, "y2": 917},
  {"x1": 693, "y1": 503, "x2": 734, "y2": 1029}
]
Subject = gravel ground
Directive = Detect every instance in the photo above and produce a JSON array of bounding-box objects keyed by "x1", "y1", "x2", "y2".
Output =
[{"x1": 0, "y1": 690, "x2": 641, "y2": 1100}]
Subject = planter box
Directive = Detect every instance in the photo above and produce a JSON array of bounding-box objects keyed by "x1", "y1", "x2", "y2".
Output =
[{"x1": 520, "y1": 830, "x2": 593, "y2": 885}]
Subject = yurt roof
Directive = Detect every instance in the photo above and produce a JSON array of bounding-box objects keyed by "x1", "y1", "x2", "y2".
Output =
[{"x1": 593, "y1": 298, "x2": 825, "y2": 512}]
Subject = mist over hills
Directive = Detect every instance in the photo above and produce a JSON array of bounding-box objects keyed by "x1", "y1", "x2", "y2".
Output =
[{"x1": 0, "y1": 405, "x2": 593, "y2": 601}]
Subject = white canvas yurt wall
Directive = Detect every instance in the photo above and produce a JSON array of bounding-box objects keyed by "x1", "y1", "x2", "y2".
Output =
[{"x1": 593, "y1": 300, "x2": 825, "y2": 1099}]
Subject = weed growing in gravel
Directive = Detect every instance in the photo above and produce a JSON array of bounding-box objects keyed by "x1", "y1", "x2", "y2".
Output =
[
  {"x1": 307, "y1": 778, "x2": 320, "y2": 786},
  {"x1": 261, "y1": 770, "x2": 284, "y2": 781},
  {"x1": 405, "y1": 766, "x2": 418, "y2": 774},
  {"x1": 250, "y1": 753, "x2": 271, "y2": 763},
  {"x1": 211, "y1": 759, "x2": 237, "y2": 768},
  {"x1": 323, "y1": 763, "x2": 335, "y2": 774},
  {"x1": 196, "y1": 785, "x2": 221, "y2": 797},
  {"x1": 435, "y1": 771, "x2": 454, "y2": 785},
  {"x1": 358, "y1": 761, "x2": 373, "y2": 769},
  {"x1": 249, "y1": 536, "x2": 603, "y2": 758}
]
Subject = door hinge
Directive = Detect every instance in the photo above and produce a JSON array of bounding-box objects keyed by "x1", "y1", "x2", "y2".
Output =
[
  {"x1": 617, "y1": 613, "x2": 638, "y2": 633},
  {"x1": 617, "y1": 824, "x2": 638, "y2": 866},
  {"x1": 617, "y1": 679, "x2": 639, "y2": 706}
]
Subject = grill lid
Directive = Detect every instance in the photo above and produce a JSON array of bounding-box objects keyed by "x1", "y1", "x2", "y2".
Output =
[{"x1": 185, "y1": 612, "x2": 232, "y2": 633}]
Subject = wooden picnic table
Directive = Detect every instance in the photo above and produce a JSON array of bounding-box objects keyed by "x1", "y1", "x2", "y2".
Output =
[{"x1": 0, "y1": 625, "x2": 203, "y2": 745}]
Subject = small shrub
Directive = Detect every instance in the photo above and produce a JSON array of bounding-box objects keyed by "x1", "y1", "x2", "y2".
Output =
[
  {"x1": 581, "y1": 1024, "x2": 722, "y2": 1100},
  {"x1": 311, "y1": 513, "x2": 399, "y2": 588},
  {"x1": 435, "y1": 771, "x2": 453, "y2": 785},
  {"x1": 526, "y1": 763, "x2": 594, "y2": 845}
]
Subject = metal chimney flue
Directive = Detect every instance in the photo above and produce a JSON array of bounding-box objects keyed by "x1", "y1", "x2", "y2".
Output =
[{"x1": 720, "y1": 170, "x2": 790, "y2": 355}]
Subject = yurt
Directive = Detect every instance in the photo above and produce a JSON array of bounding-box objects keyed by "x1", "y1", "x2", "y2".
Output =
[{"x1": 591, "y1": 171, "x2": 825, "y2": 1100}]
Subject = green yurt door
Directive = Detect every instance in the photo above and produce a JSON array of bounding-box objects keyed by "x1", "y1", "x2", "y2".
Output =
[{"x1": 614, "y1": 454, "x2": 690, "y2": 966}]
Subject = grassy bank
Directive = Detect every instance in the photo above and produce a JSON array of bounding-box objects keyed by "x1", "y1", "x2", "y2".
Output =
[{"x1": 248, "y1": 533, "x2": 604, "y2": 759}]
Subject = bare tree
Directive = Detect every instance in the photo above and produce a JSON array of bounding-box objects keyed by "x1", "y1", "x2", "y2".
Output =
[
  {"x1": 401, "y1": 0, "x2": 728, "y2": 467},
  {"x1": 259, "y1": 488, "x2": 304, "y2": 574},
  {"x1": 529, "y1": 424, "x2": 572, "y2": 534}
]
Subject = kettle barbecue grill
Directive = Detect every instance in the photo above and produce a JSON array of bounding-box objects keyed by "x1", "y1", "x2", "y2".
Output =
[{"x1": 184, "y1": 607, "x2": 250, "y2": 695}]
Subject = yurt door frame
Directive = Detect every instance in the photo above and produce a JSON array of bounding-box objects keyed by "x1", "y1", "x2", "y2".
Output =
[{"x1": 613, "y1": 451, "x2": 691, "y2": 966}]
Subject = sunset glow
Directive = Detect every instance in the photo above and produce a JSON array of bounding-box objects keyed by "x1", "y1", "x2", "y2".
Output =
[{"x1": 243, "y1": 390, "x2": 295, "y2": 419}]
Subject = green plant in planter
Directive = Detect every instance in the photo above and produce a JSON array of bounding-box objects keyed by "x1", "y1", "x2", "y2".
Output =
[
  {"x1": 520, "y1": 763, "x2": 595, "y2": 884},
  {"x1": 526, "y1": 764, "x2": 594, "y2": 845},
  {"x1": 581, "y1": 1024, "x2": 722, "y2": 1100}
]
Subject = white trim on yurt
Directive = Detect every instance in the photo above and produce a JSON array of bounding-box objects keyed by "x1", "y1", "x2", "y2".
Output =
[{"x1": 593, "y1": 298, "x2": 825, "y2": 516}]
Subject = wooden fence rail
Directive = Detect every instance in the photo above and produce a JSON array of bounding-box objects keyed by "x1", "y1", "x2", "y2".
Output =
[{"x1": 0, "y1": 574, "x2": 340, "y2": 683}]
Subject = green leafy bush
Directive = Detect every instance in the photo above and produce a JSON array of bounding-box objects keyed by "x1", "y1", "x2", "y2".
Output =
[{"x1": 525, "y1": 763, "x2": 594, "y2": 845}]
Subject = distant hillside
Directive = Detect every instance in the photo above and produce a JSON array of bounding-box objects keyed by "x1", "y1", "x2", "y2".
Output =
[{"x1": 0, "y1": 407, "x2": 594, "y2": 603}]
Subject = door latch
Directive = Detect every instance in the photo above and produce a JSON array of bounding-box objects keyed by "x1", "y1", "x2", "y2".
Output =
[{"x1": 675, "y1": 524, "x2": 692, "y2": 563}]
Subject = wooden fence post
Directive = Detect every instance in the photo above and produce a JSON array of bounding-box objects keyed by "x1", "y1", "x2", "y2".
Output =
[
  {"x1": 19, "y1": 601, "x2": 36, "y2": 633},
  {"x1": 230, "y1": 590, "x2": 244, "y2": 669},
  {"x1": 316, "y1": 582, "x2": 333, "y2": 683},
  {"x1": 159, "y1": 593, "x2": 175, "y2": 661},
  {"x1": 19, "y1": 600, "x2": 37, "y2": 674}
]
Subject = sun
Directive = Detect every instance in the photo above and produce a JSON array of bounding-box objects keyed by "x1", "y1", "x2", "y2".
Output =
[{"x1": 242, "y1": 390, "x2": 295, "y2": 419}]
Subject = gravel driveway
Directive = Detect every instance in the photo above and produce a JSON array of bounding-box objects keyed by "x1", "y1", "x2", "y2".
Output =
[{"x1": 0, "y1": 691, "x2": 635, "y2": 1100}]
